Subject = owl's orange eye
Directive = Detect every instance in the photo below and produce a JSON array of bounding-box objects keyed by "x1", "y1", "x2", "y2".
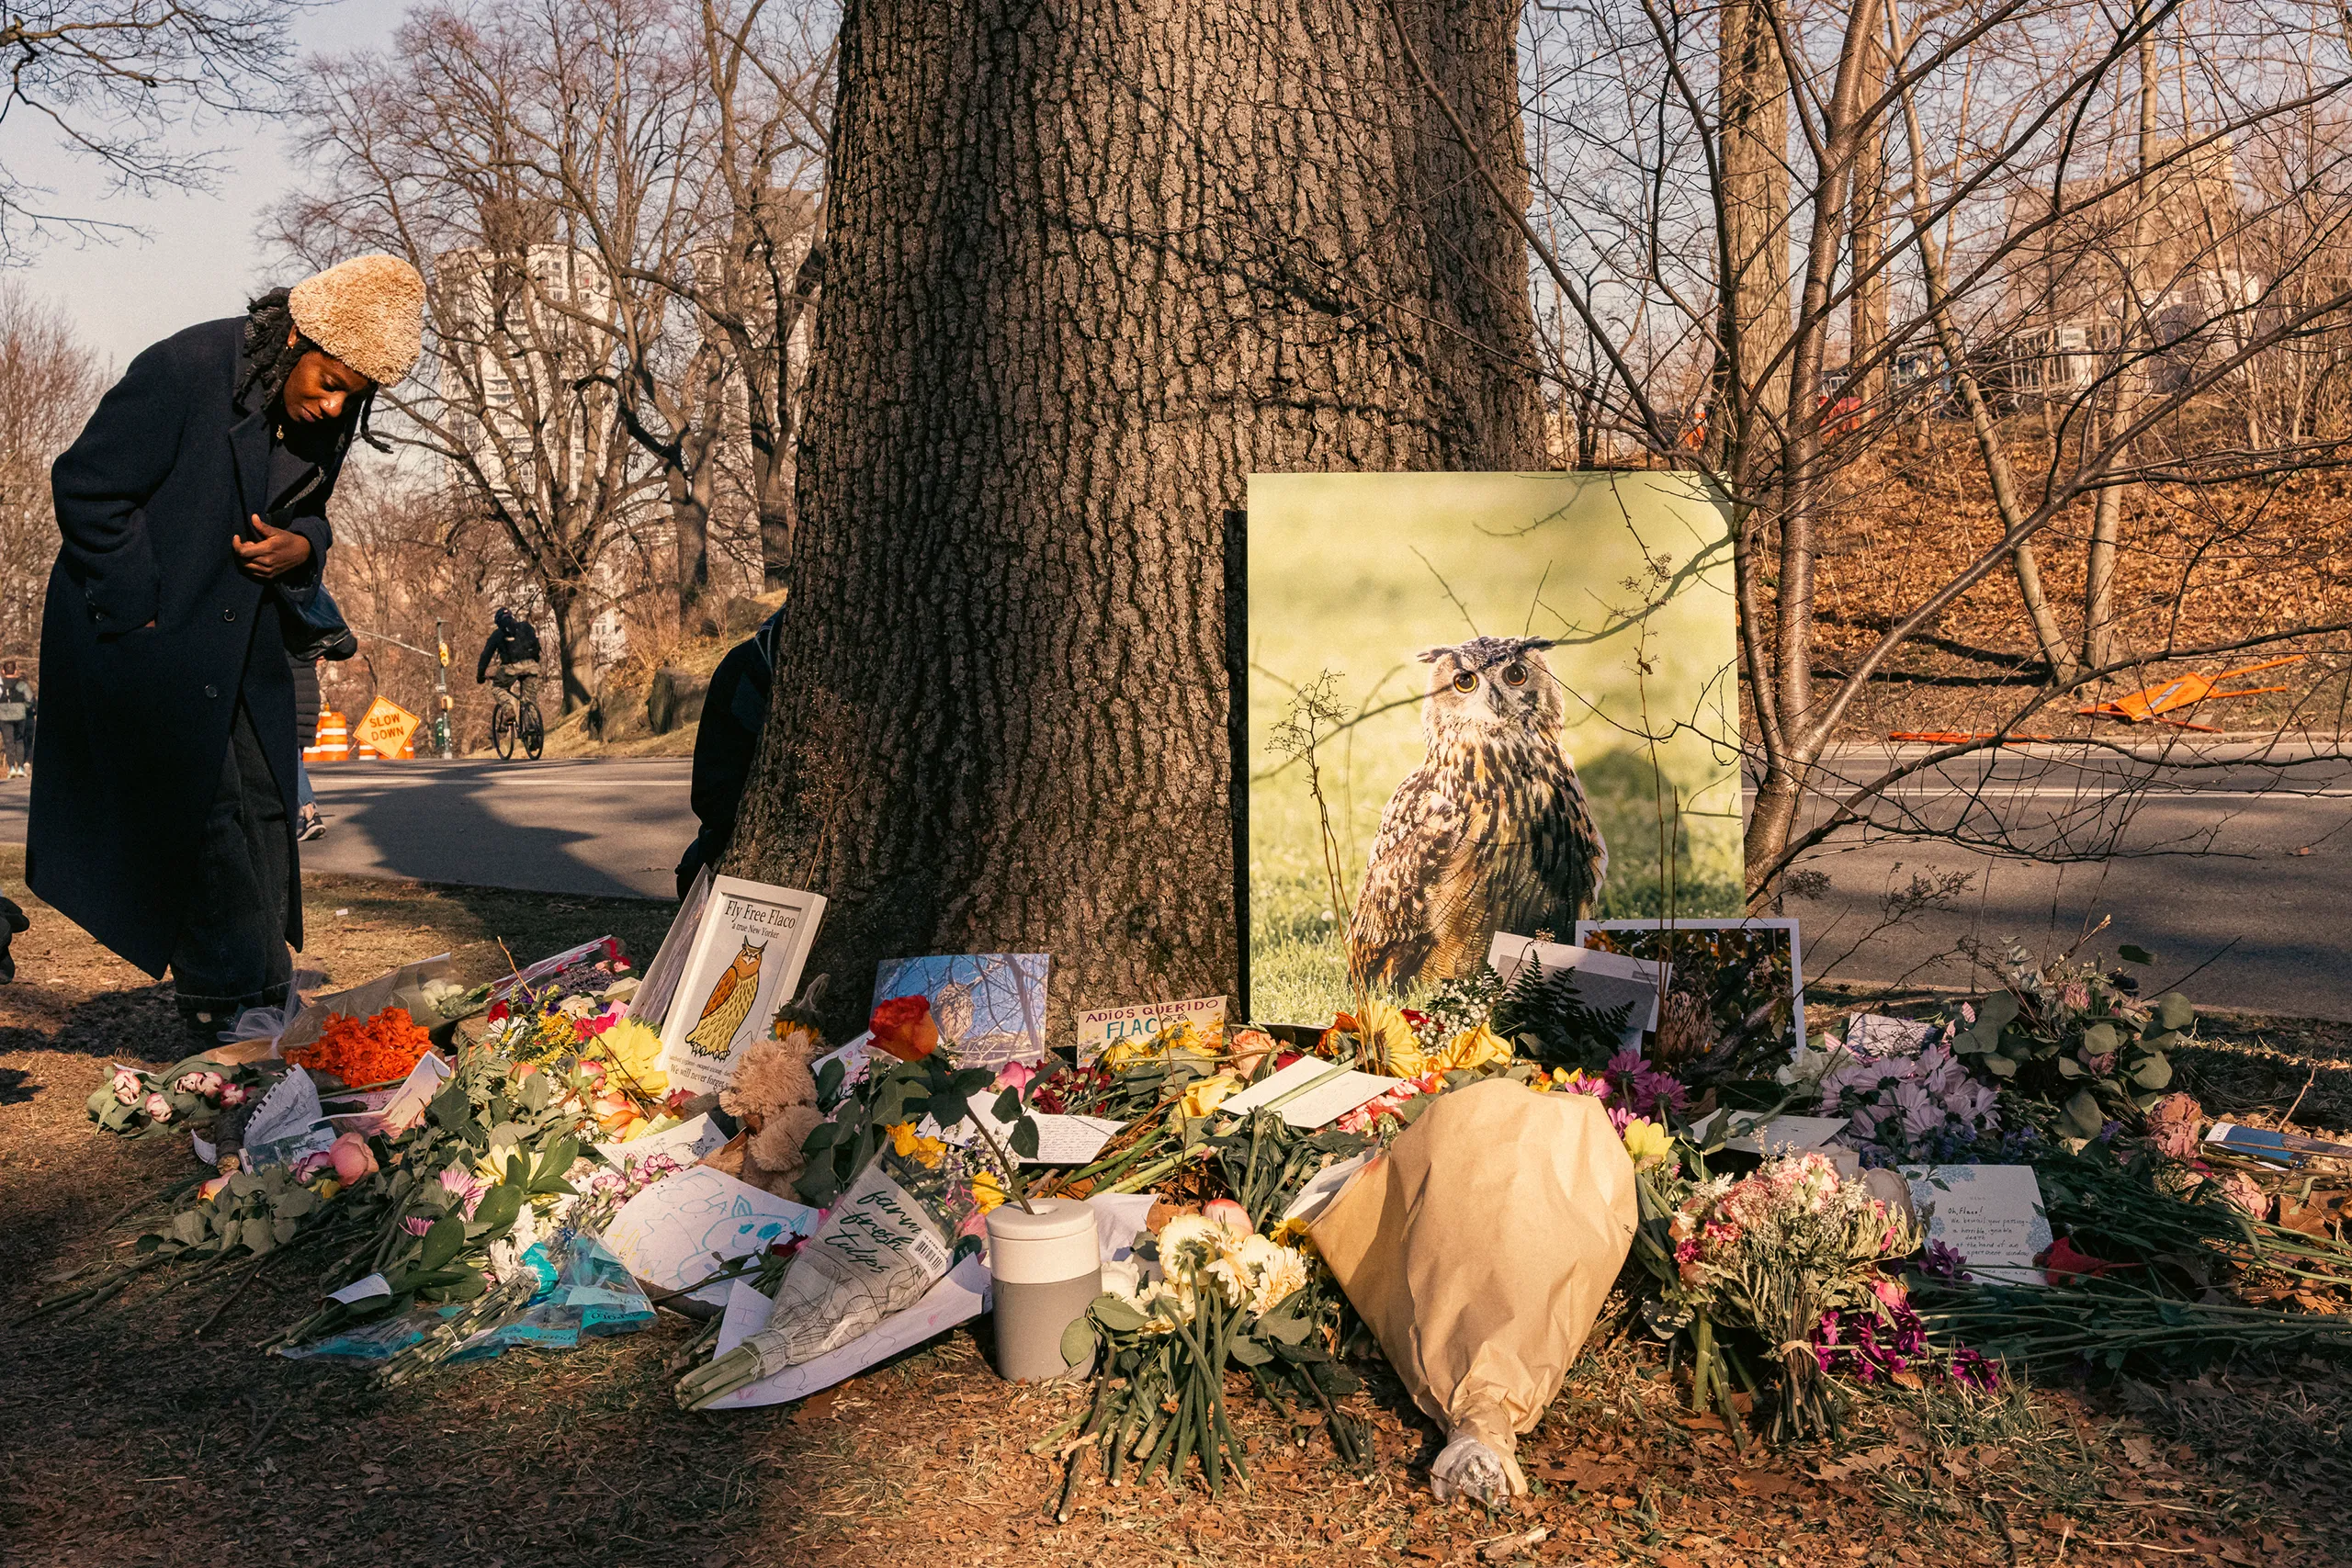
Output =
[
  {"x1": 1501, "y1": 662, "x2": 1528, "y2": 686},
  {"x1": 1453, "y1": 671, "x2": 1479, "y2": 694}
]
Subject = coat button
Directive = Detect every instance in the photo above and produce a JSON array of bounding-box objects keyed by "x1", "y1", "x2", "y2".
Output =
[
  {"x1": 223, "y1": 608, "x2": 237, "y2": 623},
  {"x1": 204, "y1": 684, "x2": 219, "y2": 699}
]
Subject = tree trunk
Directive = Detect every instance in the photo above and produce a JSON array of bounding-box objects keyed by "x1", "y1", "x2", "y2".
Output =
[
  {"x1": 1846, "y1": 29, "x2": 1891, "y2": 411},
  {"x1": 544, "y1": 572, "x2": 596, "y2": 715},
  {"x1": 728, "y1": 0, "x2": 1544, "y2": 1038},
  {"x1": 2085, "y1": 12, "x2": 2161, "y2": 672},
  {"x1": 672, "y1": 472, "x2": 714, "y2": 638},
  {"x1": 1719, "y1": 0, "x2": 1792, "y2": 434}
]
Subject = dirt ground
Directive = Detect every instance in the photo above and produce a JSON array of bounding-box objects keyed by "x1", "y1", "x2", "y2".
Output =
[{"x1": 2, "y1": 857, "x2": 2347, "y2": 1568}]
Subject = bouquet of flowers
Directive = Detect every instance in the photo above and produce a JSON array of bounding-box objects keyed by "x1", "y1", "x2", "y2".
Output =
[
  {"x1": 86, "y1": 1055, "x2": 272, "y2": 1137},
  {"x1": 1661, "y1": 1151, "x2": 1921, "y2": 1443},
  {"x1": 1055, "y1": 1201, "x2": 1361, "y2": 1512}
]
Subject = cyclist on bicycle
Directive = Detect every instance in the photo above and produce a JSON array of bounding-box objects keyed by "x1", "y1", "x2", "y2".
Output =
[{"x1": 476, "y1": 607, "x2": 543, "y2": 731}]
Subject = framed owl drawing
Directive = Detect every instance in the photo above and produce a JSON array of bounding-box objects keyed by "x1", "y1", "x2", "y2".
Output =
[
  {"x1": 1245, "y1": 472, "x2": 1740, "y2": 1025},
  {"x1": 657, "y1": 875, "x2": 830, "y2": 1097}
]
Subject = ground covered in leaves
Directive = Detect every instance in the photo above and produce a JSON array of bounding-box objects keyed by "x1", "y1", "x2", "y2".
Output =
[{"x1": 3, "y1": 860, "x2": 2348, "y2": 1567}]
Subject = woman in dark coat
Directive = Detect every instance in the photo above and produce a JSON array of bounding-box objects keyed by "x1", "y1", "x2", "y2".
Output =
[{"x1": 28, "y1": 254, "x2": 424, "y2": 1041}]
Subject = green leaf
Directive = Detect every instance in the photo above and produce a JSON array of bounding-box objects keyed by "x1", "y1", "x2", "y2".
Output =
[
  {"x1": 2061, "y1": 1089, "x2": 2106, "y2": 1139},
  {"x1": 505, "y1": 1154, "x2": 527, "y2": 1188},
  {"x1": 816, "y1": 1058, "x2": 845, "y2": 1101},
  {"x1": 928, "y1": 1094, "x2": 971, "y2": 1130},
  {"x1": 2153, "y1": 993, "x2": 2194, "y2": 1032},
  {"x1": 1091, "y1": 1296, "x2": 1149, "y2": 1333},
  {"x1": 471, "y1": 1184, "x2": 525, "y2": 1234},
  {"x1": 2132, "y1": 1054, "x2": 2173, "y2": 1090},
  {"x1": 172, "y1": 1210, "x2": 209, "y2": 1247},
  {"x1": 2055, "y1": 1056, "x2": 2086, "y2": 1078},
  {"x1": 535, "y1": 1137, "x2": 580, "y2": 1182},
  {"x1": 1228, "y1": 1335, "x2": 1273, "y2": 1367},
  {"x1": 1058, "y1": 1318, "x2": 1097, "y2": 1371},
  {"x1": 2081, "y1": 1022, "x2": 2118, "y2": 1056},
  {"x1": 427, "y1": 1082, "x2": 470, "y2": 1130},
  {"x1": 1010, "y1": 1117, "x2": 1040, "y2": 1161},
  {"x1": 991, "y1": 1087, "x2": 1023, "y2": 1124},
  {"x1": 1978, "y1": 991, "x2": 2018, "y2": 1030},
  {"x1": 1261, "y1": 1310, "x2": 1314, "y2": 1346},
  {"x1": 273, "y1": 1217, "x2": 302, "y2": 1245},
  {"x1": 950, "y1": 1067, "x2": 995, "y2": 1098},
  {"x1": 1982, "y1": 1054, "x2": 2018, "y2": 1078},
  {"x1": 275, "y1": 1186, "x2": 318, "y2": 1219},
  {"x1": 2118, "y1": 944, "x2": 2155, "y2": 964},
  {"x1": 803, "y1": 1120, "x2": 839, "y2": 1152},
  {"x1": 531, "y1": 1176, "x2": 577, "y2": 1200},
  {"x1": 419, "y1": 1214, "x2": 466, "y2": 1271},
  {"x1": 241, "y1": 1217, "x2": 277, "y2": 1256},
  {"x1": 519, "y1": 1071, "x2": 551, "y2": 1112}
]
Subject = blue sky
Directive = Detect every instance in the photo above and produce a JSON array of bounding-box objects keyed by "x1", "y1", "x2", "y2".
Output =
[{"x1": 2, "y1": 2, "x2": 400, "y2": 369}]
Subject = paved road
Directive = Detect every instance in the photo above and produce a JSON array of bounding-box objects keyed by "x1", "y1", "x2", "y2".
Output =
[
  {"x1": 0, "y1": 758, "x2": 697, "y2": 902},
  {"x1": 0, "y1": 743, "x2": 2344, "y2": 1018},
  {"x1": 1790, "y1": 743, "x2": 2352, "y2": 1021}
]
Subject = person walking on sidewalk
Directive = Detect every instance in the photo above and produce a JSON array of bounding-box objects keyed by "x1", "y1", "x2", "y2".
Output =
[
  {"x1": 0, "y1": 660, "x2": 33, "y2": 779},
  {"x1": 477, "y1": 606, "x2": 543, "y2": 730},
  {"x1": 29, "y1": 254, "x2": 424, "y2": 1045}
]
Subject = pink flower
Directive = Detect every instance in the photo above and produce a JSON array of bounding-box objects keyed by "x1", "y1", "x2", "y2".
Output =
[
  {"x1": 1203, "y1": 1198, "x2": 1253, "y2": 1237},
  {"x1": 112, "y1": 1068, "x2": 143, "y2": 1105},
  {"x1": 403, "y1": 1215, "x2": 434, "y2": 1236},
  {"x1": 290, "y1": 1150, "x2": 336, "y2": 1183},
  {"x1": 330, "y1": 1133, "x2": 379, "y2": 1184},
  {"x1": 218, "y1": 1082, "x2": 247, "y2": 1108},
  {"x1": 993, "y1": 1060, "x2": 1039, "y2": 1094},
  {"x1": 438, "y1": 1167, "x2": 486, "y2": 1219},
  {"x1": 142, "y1": 1092, "x2": 173, "y2": 1122}
]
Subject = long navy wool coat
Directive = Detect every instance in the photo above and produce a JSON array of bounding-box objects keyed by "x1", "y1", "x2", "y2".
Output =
[{"x1": 28, "y1": 318, "x2": 343, "y2": 977}]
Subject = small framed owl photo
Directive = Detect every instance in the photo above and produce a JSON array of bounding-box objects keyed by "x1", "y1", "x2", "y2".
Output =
[
  {"x1": 1245, "y1": 471, "x2": 1741, "y2": 1026},
  {"x1": 657, "y1": 874, "x2": 830, "y2": 1098},
  {"x1": 1576, "y1": 918, "x2": 1805, "y2": 1085}
]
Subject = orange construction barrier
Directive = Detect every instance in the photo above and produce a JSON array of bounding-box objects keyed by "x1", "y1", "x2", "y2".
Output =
[
  {"x1": 2078, "y1": 657, "x2": 2303, "y2": 730},
  {"x1": 304, "y1": 709, "x2": 350, "y2": 763}
]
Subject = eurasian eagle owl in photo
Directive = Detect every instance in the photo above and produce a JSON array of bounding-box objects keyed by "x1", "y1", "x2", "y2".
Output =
[{"x1": 1349, "y1": 636, "x2": 1608, "y2": 993}]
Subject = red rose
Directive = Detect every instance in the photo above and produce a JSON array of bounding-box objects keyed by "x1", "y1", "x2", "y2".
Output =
[{"x1": 869, "y1": 995, "x2": 941, "y2": 1061}]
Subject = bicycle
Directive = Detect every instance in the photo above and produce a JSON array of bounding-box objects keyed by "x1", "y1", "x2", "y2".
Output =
[{"x1": 490, "y1": 686, "x2": 544, "y2": 761}]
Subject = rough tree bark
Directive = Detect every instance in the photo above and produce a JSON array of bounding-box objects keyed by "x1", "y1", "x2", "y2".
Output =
[
  {"x1": 1718, "y1": 0, "x2": 1792, "y2": 437},
  {"x1": 726, "y1": 0, "x2": 1544, "y2": 1037}
]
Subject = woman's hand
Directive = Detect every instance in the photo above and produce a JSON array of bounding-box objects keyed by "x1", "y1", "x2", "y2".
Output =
[{"x1": 232, "y1": 516, "x2": 313, "y2": 581}]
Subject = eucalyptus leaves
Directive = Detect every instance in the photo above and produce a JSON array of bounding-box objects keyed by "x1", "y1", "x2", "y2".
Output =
[{"x1": 1948, "y1": 947, "x2": 2188, "y2": 1140}]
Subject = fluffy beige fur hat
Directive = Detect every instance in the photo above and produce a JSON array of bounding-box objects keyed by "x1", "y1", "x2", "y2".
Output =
[{"x1": 288, "y1": 254, "x2": 425, "y2": 387}]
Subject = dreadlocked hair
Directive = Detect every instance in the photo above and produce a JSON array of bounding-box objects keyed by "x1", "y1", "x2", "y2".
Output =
[{"x1": 236, "y1": 287, "x2": 390, "y2": 452}]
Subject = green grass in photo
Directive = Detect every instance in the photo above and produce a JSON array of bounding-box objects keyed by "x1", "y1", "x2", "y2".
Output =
[{"x1": 1246, "y1": 471, "x2": 1740, "y2": 1025}]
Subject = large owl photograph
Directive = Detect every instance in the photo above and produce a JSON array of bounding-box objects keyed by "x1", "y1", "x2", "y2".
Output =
[{"x1": 1247, "y1": 472, "x2": 1740, "y2": 1023}]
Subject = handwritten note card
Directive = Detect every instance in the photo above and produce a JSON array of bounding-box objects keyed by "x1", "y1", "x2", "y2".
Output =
[
  {"x1": 1217, "y1": 1056, "x2": 1402, "y2": 1130},
  {"x1": 1899, "y1": 1164, "x2": 2052, "y2": 1286}
]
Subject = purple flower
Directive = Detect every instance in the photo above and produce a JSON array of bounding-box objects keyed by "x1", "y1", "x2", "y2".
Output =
[{"x1": 437, "y1": 1167, "x2": 486, "y2": 1220}]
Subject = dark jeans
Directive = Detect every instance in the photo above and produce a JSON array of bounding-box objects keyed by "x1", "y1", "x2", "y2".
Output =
[
  {"x1": 169, "y1": 701, "x2": 293, "y2": 1016},
  {"x1": 0, "y1": 722, "x2": 25, "y2": 769}
]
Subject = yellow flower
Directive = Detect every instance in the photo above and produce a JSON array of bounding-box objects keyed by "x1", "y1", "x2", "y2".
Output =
[
  {"x1": 972, "y1": 1170, "x2": 1006, "y2": 1213},
  {"x1": 1180, "y1": 1072, "x2": 1241, "y2": 1121},
  {"x1": 312, "y1": 1178, "x2": 342, "y2": 1203},
  {"x1": 1269, "y1": 1215, "x2": 1313, "y2": 1248},
  {"x1": 1622, "y1": 1117, "x2": 1671, "y2": 1168},
  {"x1": 1431, "y1": 1022, "x2": 1512, "y2": 1074},
  {"x1": 911, "y1": 1135, "x2": 946, "y2": 1168},
  {"x1": 1354, "y1": 998, "x2": 1425, "y2": 1077},
  {"x1": 887, "y1": 1122, "x2": 918, "y2": 1157}
]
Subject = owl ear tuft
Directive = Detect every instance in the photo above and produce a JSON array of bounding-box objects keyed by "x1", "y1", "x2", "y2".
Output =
[
  {"x1": 1520, "y1": 638, "x2": 1557, "y2": 653},
  {"x1": 1416, "y1": 648, "x2": 1451, "y2": 664}
]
